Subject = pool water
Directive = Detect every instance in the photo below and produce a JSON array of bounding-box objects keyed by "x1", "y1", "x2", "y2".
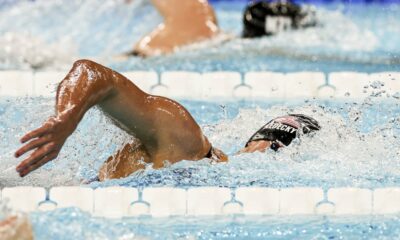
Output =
[
  {"x1": 1, "y1": 1, "x2": 400, "y2": 239},
  {"x1": 1, "y1": 91, "x2": 399, "y2": 189},
  {"x1": 0, "y1": 0, "x2": 399, "y2": 72},
  {"x1": 29, "y1": 208, "x2": 400, "y2": 240}
]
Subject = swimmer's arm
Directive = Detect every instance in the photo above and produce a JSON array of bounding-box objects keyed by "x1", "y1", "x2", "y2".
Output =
[
  {"x1": 236, "y1": 140, "x2": 271, "y2": 154},
  {"x1": 14, "y1": 59, "x2": 148, "y2": 177}
]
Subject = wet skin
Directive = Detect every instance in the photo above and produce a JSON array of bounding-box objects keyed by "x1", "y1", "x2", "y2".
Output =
[
  {"x1": 238, "y1": 140, "x2": 274, "y2": 154},
  {"x1": 15, "y1": 60, "x2": 228, "y2": 180},
  {"x1": 133, "y1": 0, "x2": 219, "y2": 56},
  {"x1": 0, "y1": 215, "x2": 33, "y2": 240}
]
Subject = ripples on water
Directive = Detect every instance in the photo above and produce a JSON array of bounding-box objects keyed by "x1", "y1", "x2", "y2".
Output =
[
  {"x1": 29, "y1": 208, "x2": 400, "y2": 240},
  {"x1": 0, "y1": 82, "x2": 399, "y2": 189},
  {"x1": 0, "y1": 0, "x2": 399, "y2": 71},
  {"x1": 1, "y1": 1, "x2": 397, "y2": 188},
  {"x1": 1, "y1": 1, "x2": 400, "y2": 239}
]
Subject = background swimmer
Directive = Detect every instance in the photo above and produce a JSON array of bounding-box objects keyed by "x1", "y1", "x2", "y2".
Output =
[
  {"x1": 242, "y1": 0, "x2": 317, "y2": 38},
  {"x1": 14, "y1": 60, "x2": 319, "y2": 181},
  {"x1": 129, "y1": 0, "x2": 317, "y2": 56},
  {"x1": 0, "y1": 214, "x2": 33, "y2": 240},
  {"x1": 130, "y1": 0, "x2": 219, "y2": 56}
]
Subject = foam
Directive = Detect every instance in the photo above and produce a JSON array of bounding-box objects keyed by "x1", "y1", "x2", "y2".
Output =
[{"x1": 0, "y1": 71, "x2": 399, "y2": 217}]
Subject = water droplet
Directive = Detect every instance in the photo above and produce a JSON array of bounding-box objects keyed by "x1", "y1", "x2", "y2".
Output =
[
  {"x1": 370, "y1": 81, "x2": 385, "y2": 89},
  {"x1": 392, "y1": 92, "x2": 400, "y2": 99}
]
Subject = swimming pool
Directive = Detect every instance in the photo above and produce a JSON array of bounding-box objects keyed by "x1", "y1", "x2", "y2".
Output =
[
  {"x1": 0, "y1": 0, "x2": 400, "y2": 239},
  {"x1": 0, "y1": 0, "x2": 399, "y2": 72},
  {"x1": 1, "y1": 96, "x2": 400, "y2": 189},
  {"x1": 0, "y1": 69, "x2": 399, "y2": 239},
  {"x1": 29, "y1": 209, "x2": 400, "y2": 240}
]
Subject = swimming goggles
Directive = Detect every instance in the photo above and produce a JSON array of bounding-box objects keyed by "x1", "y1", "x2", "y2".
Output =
[{"x1": 270, "y1": 140, "x2": 284, "y2": 151}]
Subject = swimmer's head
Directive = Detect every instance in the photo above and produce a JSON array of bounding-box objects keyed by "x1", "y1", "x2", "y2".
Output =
[
  {"x1": 245, "y1": 114, "x2": 320, "y2": 152},
  {"x1": 242, "y1": 1, "x2": 317, "y2": 38}
]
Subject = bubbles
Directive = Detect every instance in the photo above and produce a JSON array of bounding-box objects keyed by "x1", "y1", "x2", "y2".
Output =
[
  {"x1": 28, "y1": 209, "x2": 400, "y2": 240},
  {"x1": 0, "y1": 0, "x2": 158, "y2": 70},
  {"x1": 0, "y1": 97, "x2": 131, "y2": 187},
  {"x1": 0, "y1": 32, "x2": 77, "y2": 70},
  {"x1": 0, "y1": 1, "x2": 399, "y2": 72},
  {"x1": 369, "y1": 81, "x2": 385, "y2": 89},
  {"x1": 392, "y1": 92, "x2": 400, "y2": 100},
  {"x1": 1, "y1": 96, "x2": 399, "y2": 189}
]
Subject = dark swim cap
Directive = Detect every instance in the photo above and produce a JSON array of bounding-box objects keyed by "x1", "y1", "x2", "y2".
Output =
[
  {"x1": 245, "y1": 114, "x2": 320, "y2": 147},
  {"x1": 242, "y1": 1, "x2": 317, "y2": 38}
]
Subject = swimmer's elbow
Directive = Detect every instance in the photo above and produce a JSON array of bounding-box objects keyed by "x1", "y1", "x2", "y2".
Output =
[
  {"x1": 64, "y1": 59, "x2": 117, "y2": 91},
  {"x1": 71, "y1": 59, "x2": 114, "y2": 82}
]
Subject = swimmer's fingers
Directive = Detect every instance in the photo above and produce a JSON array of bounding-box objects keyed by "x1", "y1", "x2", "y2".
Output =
[
  {"x1": 20, "y1": 121, "x2": 54, "y2": 143},
  {"x1": 16, "y1": 143, "x2": 57, "y2": 176},
  {"x1": 15, "y1": 136, "x2": 51, "y2": 158},
  {"x1": 18, "y1": 151, "x2": 58, "y2": 177}
]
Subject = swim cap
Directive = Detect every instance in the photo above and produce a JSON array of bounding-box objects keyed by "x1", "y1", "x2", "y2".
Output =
[
  {"x1": 242, "y1": 1, "x2": 317, "y2": 38},
  {"x1": 245, "y1": 114, "x2": 320, "y2": 147}
]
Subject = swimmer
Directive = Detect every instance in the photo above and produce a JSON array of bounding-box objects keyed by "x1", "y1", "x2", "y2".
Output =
[
  {"x1": 0, "y1": 215, "x2": 33, "y2": 240},
  {"x1": 131, "y1": 0, "x2": 219, "y2": 56},
  {"x1": 129, "y1": 0, "x2": 317, "y2": 56},
  {"x1": 242, "y1": 0, "x2": 317, "y2": 38},
  {"x1": 239, "y1": 114, "x2": 320, "y2": 153},
  {"x1": 14, "y1": 60, "x2": 319, "y2": 180}
]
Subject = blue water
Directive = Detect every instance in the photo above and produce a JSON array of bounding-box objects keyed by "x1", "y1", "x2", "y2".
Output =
[
  {"x1": 1, "y1": 1, "x2": 400, "y2": 239},
  {"x1": 1, "y1": 95, "x2": 399, "y2": 189},
  {"x1": 0, "y1": 0, "x2": 399, "y2": 72},
  {"x1": 28, "y1": 208, "x2": 400, "y2": 240},
  {"x1": 1, "y1": 1, "x2": 398, "y2": 188}
]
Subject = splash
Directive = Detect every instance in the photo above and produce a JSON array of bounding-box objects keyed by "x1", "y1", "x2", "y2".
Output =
[
  {"x1": 0, "y1": 1, "x2": 399, "y2": 71},
  {"x1": 0, "y1": 0, "x2": 157, "y2": 70},
  {"x1": 0, "y1": 32, "x2": 77, "y2": 70},
  {"x1": 90, "y1": 99, "x2": 399, "y2": 189},
  {"x1": 1, "y1": 86, "x2": 399, "y2": 189}
]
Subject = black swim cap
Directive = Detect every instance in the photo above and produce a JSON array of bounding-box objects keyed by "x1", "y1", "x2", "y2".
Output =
[
  {"x1": 242, "y1": 0, "x2": 317, "y2": 38},
  {"x1": 245, "y1": 114, "x2": 320, "y2": 147}
]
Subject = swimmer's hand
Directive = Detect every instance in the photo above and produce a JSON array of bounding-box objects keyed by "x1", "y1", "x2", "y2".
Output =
[{"x1": 14, "y1": 114, "x2": 76, "y2": 177}]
